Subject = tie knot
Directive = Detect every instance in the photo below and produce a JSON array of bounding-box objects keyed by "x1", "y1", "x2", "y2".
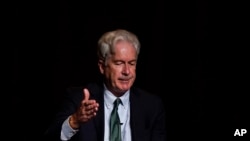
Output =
[{"x1": 113, "y1": 98, "x2": 121, "y2": 107}]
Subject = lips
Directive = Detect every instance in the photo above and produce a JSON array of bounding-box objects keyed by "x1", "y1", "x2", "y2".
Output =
[
  {"x1": 119, "y1": 80, "x2": 129, "y2": 83},
  {"x1": 118, "y1": 77, "x2": 131, "y2": 81}
]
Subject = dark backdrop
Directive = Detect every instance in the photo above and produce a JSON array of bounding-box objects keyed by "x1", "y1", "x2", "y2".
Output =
[{"x1": 10, "y1": 0, "x2": 248, "y2": 140}]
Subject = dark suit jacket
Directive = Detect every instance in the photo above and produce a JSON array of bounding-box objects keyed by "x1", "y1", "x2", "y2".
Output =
[{"x1": 44, "y1": 82, "x2": 166, "y2": 141}]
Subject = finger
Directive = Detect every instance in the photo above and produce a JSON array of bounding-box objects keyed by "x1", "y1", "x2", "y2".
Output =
[
  {"x1": 93, "y1": 102, "x2": 99, "y2": 110},
  {"x1": 83, "y1": 100, "x2": 96, "y2": 107},
  {"x1": 83, "y1": 88, "x2": 90, "y2": 101}
]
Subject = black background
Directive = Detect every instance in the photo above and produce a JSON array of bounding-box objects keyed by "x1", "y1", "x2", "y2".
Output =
[{"x1": 10, "y1": 0, "x2": 248, "y2": 140}]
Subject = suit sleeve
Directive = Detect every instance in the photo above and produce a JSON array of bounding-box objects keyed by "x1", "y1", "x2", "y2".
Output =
[
  {"x1": 151, "y1": 98, "x2": 167, "y2": 141},
  {"x1": 43, "y1": 87, "x2": 83, "y2": 141}
]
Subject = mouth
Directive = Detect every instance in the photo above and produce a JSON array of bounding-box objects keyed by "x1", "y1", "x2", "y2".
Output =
[{"x1": 118, "y1": 78, "x2": 131, "y2": 82}]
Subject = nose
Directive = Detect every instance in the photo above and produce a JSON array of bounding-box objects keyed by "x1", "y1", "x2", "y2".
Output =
[{"x1": 122, "y1": 64, "x2": 130, "y2": 75}]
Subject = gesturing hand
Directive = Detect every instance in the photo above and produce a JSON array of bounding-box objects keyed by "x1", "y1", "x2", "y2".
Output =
[{"x1": 69, "y1": 88, "x2": 99, "y2": 129}]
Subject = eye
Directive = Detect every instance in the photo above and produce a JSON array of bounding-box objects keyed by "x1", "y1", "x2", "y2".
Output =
[
  {"x1": 129, "y1": 61, "x2": 136, "y2": 66},
  {"x1": 114, "y1": 61, "x2": 123, "y2": 65}
]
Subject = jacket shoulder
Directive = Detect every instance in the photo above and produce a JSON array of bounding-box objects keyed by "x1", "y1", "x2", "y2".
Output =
[{"x1": 131, "y1": 87, "x2": 163, "y2": 104}]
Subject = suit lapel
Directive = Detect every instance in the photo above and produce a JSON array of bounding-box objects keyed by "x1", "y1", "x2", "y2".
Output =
[
  {"x1": 91, "y1": 84, "x2": 105, "y2": 141},
  {"x1": 130, "y1": 88, "x2": 143, "y2": 141}
]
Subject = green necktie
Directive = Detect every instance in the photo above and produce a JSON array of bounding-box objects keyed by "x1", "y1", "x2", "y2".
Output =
[{"x1": 110, "y1": 98, "x2": 122, "y2": 141}]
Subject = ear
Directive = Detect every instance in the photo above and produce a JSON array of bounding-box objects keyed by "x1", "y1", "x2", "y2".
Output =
[{"x1": 98, "y1": 59, "x2": 105, "y2": 74}]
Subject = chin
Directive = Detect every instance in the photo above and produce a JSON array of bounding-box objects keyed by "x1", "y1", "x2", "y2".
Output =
[{"x1": 118, "y1": 85, "x2": 131, "y2": 91}]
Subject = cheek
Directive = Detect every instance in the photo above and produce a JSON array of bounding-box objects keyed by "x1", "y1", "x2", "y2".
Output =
[
  {"x1": 111, "y1": 69, "x2": 121, "y2": 78},
  {"x1": 130, "y1": 67, "x2": 136, "y2": 74},
  {"x1": 105, "y1": 67, "x2": 120, "y2": 78},
  {"x1": 111, "y1": 66, "x2": 122, "y2": 73}
]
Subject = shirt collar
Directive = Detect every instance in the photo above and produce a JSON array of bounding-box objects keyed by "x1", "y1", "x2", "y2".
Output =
[{"x1": 103, "y1": 84, "x2": 130, "y2": 109}]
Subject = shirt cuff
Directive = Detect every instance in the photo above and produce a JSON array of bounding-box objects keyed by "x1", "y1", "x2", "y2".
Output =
[{"x1": 60, "y1": 116, "x2": 79, "y2": 140}]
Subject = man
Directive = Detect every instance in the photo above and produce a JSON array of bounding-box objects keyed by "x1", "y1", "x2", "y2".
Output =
[{"x1": 44, "y1": 29, "x2": 166, "y2": 141}]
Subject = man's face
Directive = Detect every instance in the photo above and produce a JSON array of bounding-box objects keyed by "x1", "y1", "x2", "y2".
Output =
[{"x1": 99, "y1": 41, "x2": 137, "y2": 96}]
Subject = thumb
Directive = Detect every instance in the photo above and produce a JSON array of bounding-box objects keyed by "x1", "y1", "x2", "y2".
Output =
[{"x1": 83, "y1": 88, "x2": 90, "y2": 101}]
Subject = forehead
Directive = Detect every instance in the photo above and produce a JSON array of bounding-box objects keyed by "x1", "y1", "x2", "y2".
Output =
[
  {"x1": 113, "y1": 41, "x2": 136, "y2": 53},
  {"x1": 109, "y1": 41, "x2": 137, "y2": 60}
]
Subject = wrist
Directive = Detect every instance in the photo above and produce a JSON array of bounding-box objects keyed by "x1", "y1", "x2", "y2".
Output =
[{"x1": 69, "y1": 114, "x2": 80, "y2": 129}]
